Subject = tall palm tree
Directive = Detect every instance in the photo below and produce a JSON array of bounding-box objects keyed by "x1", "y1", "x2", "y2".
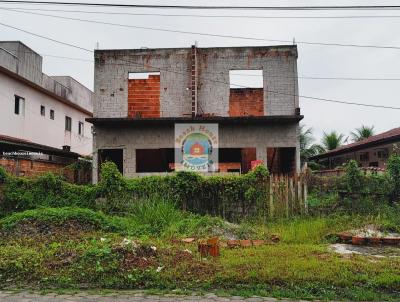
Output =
[
  {"x1": 351, "y1": 125, "x2": 375, "y2": 142},
  {"x1": 299, "y1": 125, "x2": 324, "y2": 165},
  {"x1": 321, "y1": 131, "x2": 344, "y2": 151}
]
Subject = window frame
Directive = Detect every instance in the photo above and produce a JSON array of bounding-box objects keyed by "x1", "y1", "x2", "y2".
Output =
[
  {"x1": 65, "y1": 116, "x2": 72, "y2": 131},
  {"x1": 78, "y1": 121, "x2": 84, "y2": 136},
  {"x1": 50, "y1": 109, "x2": 55, "y2": 120},
  {"x1": 40, "y1": 105, "x2": 45, "y2": 116},
  {"x1": 14, "y1": 95, "x2": 24, "y2": 115}
]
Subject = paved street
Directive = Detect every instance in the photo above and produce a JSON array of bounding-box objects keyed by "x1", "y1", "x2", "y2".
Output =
[{"x1": 0, "y1": 291, "x2": 310, "y2": 302}]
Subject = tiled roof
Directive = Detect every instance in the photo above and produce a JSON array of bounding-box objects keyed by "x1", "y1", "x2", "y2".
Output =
[{"x1": 311, "y1": 127, "x2": 400, "y2": 159}]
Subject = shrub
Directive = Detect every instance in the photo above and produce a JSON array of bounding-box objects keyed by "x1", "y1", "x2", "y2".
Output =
[
  {"x1": 0, "y1": 207, "x2": 132, "y2": 235},
  {"x1": 0, "y1": 174, "x2": 97, "y2": 217},
  {"x1": 343, "y1": 160, "x2": 364, "y2": 193},
  {"x1": 0, "y1": 166, "x2": 8, "y2": 183},
  {"x1": 387, "y1": 154, "x2": 400, "y2": 202}
]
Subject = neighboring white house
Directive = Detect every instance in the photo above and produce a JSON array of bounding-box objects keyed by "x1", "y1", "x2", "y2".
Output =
[{"x1": 0, "y1": 41, "x2": 93, "y2": 156}]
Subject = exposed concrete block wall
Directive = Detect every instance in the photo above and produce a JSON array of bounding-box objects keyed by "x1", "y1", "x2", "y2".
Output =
[
  {"x1": 128, "y1": 75, "x2": 160, "y2": 118},
  {"x1": 197, "y1": 47, "x2": 298, "y2": 116},
  {"x1": 92, "y1": 123, "x2": 299, "y2": 182},
  {"x1": 93, "y1": 46, "x2": 298, "y2": 118},
  {"x1": 94, "y1": 48, "x2": 192, "y2": 118},
  {"x1": 229, "y1": 88, "x2": 264, "y2": 117}
]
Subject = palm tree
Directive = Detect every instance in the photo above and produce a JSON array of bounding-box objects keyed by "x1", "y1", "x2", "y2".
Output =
[
  {"x1": 351, "y1": 125, "x2": 375, "y2": 142},
  {"x1": 321, "y1": 131, "x2": 344, "y2": 151},
  {"x1": 299, "y1": 125, "x2": 324, "y2": 165}
]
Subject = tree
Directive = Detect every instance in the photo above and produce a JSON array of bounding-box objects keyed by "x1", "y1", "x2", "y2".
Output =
[
  {"x1": 299, "y1": 125, "x2": 324, "y2": 166},
  {"x1": 321, "y1": 131, "x2": 344, "y2": 151},
  {"x1": 350, "y1": 125, "x2": 375, "y2": 142}
]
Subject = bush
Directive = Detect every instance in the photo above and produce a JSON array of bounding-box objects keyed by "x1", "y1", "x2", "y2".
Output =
[
  {"x1": 0, "y1": 173, "x2": 97, "y2": 217},
  {"x1": 387, "y1": 154, "x2": 400, "y2": 202},
  {"x1": 0, "y1": 166, "x2": 8, "y2": 183},
  {"x1": 0, "y1": 207, "x2": 123, "y2": 232}
]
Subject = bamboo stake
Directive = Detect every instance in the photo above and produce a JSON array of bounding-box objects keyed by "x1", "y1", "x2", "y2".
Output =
[
  {"x1": 269, "y1": 176, "x2": 274, "y2": 218},
  {"x1": 285, "y1": 175, "x2": 289, "y2": 218},
  {"x1": 304, "y1": 176, "x2": 308, "y2": 215}
]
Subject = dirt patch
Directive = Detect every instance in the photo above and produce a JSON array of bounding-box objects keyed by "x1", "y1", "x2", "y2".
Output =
[
  {"x1": 46, "y1": 249, "x2": 79, "y2": 269},
  {"x1": 4, "y1": 220, "x2": 97, "y2": 238},
  {"x1": 330, "y1": 243, "x2": 400, "y2": 258}
]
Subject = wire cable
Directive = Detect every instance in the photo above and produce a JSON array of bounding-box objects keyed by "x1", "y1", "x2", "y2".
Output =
[
  {"x1": 3, "y1": 6, "x2": 400, "y2": 19},
  {"x1": 3, "y1": 7, "x2": 400, "y2": 51},
  {"x1": 1, "y1": 20, "x2": 400, "y2": 110},
  {"x1": 2, "y1": 1, "x2": 400, "y2": 11}
]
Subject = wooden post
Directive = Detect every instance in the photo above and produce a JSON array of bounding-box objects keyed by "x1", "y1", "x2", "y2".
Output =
[
  {"x1": 269, "y1": 176, "x2": 274, "y2": 218},
  {"x1": 298, "y1": 173, "x2": 303, "y2": 215},
  {"x1": 285, "y1": 175, "x2": 289, "y2": 218},
  {"x1": 304, "y1": 176, "x2": 308, "y2": 215}
]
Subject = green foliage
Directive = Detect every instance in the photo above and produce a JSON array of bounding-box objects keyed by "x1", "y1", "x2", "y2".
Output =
[
  {"x1": 98, "y1": 161, "x2": 127, "y2": 196},
  {"x1": 0, "y1": 173, "x2": 97, "y2": 217},
  {"x1": 343, "y1": 160, "x2": 363, "y2": 193},
  {"x1": 387, "y1": 154, "x2": 400, "y2": 201},
  {"x1": 0, "y1": 207, "x2": 123, "y2": 232},
  {"x1": 0, "y1": 166, "x2": 8, "y2": 183},
  {"x1": 350, "y1": 125, "x2": 375, "y2": 142},
  {"x1": 321, "y1": 131, "x2": 344, "y2": 151}
]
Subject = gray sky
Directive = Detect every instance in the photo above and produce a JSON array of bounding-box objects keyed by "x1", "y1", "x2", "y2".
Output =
[{"x1": 1, "y1": 0, "x2": 400, "y2": 143}]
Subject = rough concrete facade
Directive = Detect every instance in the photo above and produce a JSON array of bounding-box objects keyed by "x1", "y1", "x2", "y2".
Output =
[
  {"x1": 92, "y1": 122, "x2": 300, "y2": 183},
  {"x1": 94, "y1": 45, "x2": 298, "y2": 118},
  {"x1": 91, "y1": 45, "x2": 301, "y2": 181}
]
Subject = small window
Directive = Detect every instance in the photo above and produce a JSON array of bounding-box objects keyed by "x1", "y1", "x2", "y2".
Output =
[
  {"x1": 359, "y1": 152, "x2": 369, "y2": 162},
  {"x1": 14, "y1": 95, "x2": 24, "y2": 115},
  {"x1": 40, "y1": 105, "x2": 45, "y2": 116},
  {"x1": 229, "y1": 70, "x2": 263, "y2": 88},
  {"x1": 65, "y1": 116, "x2": 72, "y2": 131},
  {"x1": 78, "y1": 121, "x2": 84, "y2": 136},
  {"x1": 50, "y1": 109, "x2": 55, "y2": 120}
]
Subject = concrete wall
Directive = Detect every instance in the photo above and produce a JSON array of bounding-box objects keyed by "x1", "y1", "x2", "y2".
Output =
[
  {"x1": 0, "y1": 41, "x2": 93, "y2": 113},
  {"x1": 0, "y1": 71, "x2": 92, "y2": 155},
  {"x1": 94, "y1": 46, "x2": 298, "y2": 118},
  {"x1": 92, "y1": 123, "x2": 299, "y2": 183},
  {"x1": 94, "y1": 48, "x2": 191, "y2": 118}
]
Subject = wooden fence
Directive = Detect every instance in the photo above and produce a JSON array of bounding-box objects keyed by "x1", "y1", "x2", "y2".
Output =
[{"x1": 269, "y1": 173, "x2": 308, "y2": 218}]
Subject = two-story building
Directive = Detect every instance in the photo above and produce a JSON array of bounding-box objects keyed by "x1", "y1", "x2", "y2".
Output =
[
  {"x1": 0, "y1": 41, "x2": 93, "y2": 177},
  {"x1": 88, "y1": 45, "x2": 303, "y2": 182}
]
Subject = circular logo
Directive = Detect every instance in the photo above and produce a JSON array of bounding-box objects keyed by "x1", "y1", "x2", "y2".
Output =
[{"x1": 182, "y1": 133, "x2": 213, "y2": 170}]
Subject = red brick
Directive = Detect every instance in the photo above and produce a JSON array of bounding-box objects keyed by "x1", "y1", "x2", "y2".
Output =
[
  {"x1": 128, "y1": 76, "x2": 161, "y2": 118},
  {"x1": 229, "y1": 88, "x2": 264, "y2": 117}
]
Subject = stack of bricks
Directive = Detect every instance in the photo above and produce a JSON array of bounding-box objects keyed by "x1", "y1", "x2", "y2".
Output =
[
  {"x1": 229, "y1": 88, "x2": 264, "y2": 117},
  {"x1": 127, "y1": 74, "x2": 160, "y2": 118}
]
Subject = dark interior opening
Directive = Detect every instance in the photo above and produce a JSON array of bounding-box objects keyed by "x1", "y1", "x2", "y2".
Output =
[
  {"x1": 136, "y1": 148, "x2": 174, "y2": 172},
  {"x1": 267, "y1": 147, "x2": 296, "y2": 174},
  {"x1": 98, "y1": 149, "x2": 123, "y2": 175}
]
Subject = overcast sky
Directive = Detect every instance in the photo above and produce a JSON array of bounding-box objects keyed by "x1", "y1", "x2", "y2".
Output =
[{"x1": 1, "y1": 0, "x2": 400, "y2": 143}]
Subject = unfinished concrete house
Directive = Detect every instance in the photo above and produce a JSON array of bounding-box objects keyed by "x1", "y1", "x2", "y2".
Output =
[{"x1": 88, "y1": 45, "x2": 303, "y2": 182}]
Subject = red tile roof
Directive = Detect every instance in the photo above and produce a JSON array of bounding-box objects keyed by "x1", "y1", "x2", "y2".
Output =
[{"x1": 311, "y1": 127, "x2": 400, "y2": 159}]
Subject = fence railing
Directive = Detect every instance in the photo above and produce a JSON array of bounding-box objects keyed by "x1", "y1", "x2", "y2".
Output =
[{"x1": 269, "y1": 173, "x2": 308, "y2": 218}]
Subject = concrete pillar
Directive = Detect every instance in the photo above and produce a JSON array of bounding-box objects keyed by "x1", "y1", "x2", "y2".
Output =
[
  {"x1": 92, "y1": 150, "x2": 98, "y2": 184},
  {"x1": 124, "y1": 148, "x2": 136, "y2": 178},
  {"x1": 255, "y1": 146, "x2": 268, "y2": 169}
]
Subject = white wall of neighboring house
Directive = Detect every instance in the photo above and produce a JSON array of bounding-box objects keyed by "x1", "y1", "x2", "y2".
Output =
[{"x1": 0, "y1": 71, "x2": 92, "y2": 155}]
